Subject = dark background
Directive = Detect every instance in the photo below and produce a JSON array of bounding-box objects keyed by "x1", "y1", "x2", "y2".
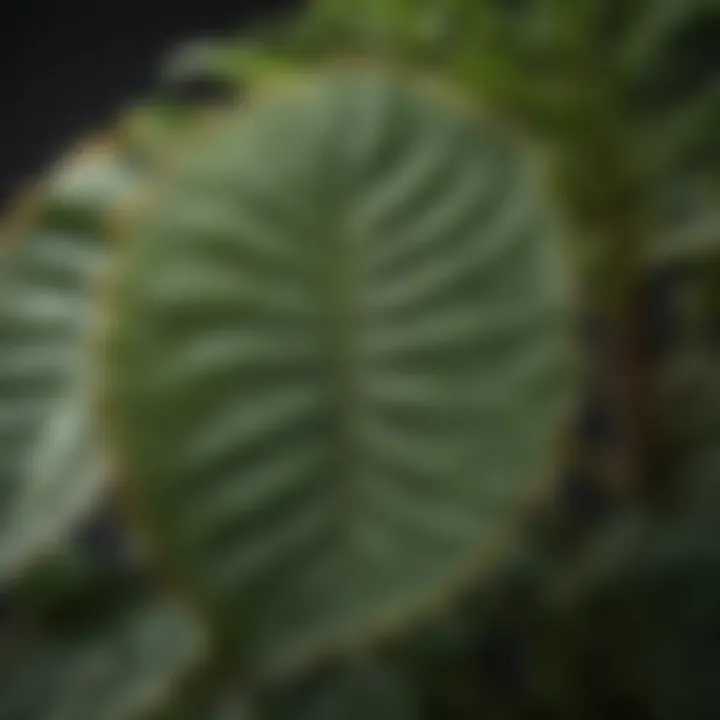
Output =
[{"x1": 0, "y1": 0, "x2": 299, "y2": 213}]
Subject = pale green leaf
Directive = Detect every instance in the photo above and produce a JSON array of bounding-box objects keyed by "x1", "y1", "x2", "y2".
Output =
[
  {"x1": 0, "y1": 145, "x2": 137, "y2": 581},
  {"x1": 106, "y1": 68, "x2": 572, "y2": 678},
  {"x1": 0, "y1": 377, "x2": 104, "y2": 579}
]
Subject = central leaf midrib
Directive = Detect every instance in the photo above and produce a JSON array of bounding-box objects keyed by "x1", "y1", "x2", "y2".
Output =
[{"x1": 321, "y1": 183, "x2": 364, "y2": 548}]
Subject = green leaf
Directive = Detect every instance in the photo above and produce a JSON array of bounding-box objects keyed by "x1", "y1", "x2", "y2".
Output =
[
  {"x1": 646, "y1": 174, "x2": 720, "y2": 264},
  {"x1": 0, "y1": 376, "x2": 104, "y2": 579},
  {"x1": 105, "y1": 68, "x2": 572, "y2": 678},
  {"x1": 622, "y1": 1, "x2": 720, "y2": 263},
  {"x1": 406, "y1": 530, "x2": 566, "y2": 720},
  {"x1": 151, "y1": 683, "x2": 253, "y2": 720},
  {"x1": 259, "y1": 655, "x2": 419, "y2": 720},
  {"x1": 0, "y1": 144, "x2": 138, "y2": 582},
  {"x1": 0, "y1": 595, "x2": 207, "y2": 720},
  {"x1": 160, "y1": 39, "x2": 302, "y2": 91},
  {"x1": 0, "y1": 97, "x2": 213, "y2": 582},
  {"x1": 658, "y1": 345, "x2": 720, "y2": 509},
  {"x1": 552, "y1": 513, "x2": 720, "y2": 719}
]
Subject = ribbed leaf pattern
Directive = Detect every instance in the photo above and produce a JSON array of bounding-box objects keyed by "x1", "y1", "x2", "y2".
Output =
[
  {"x1": 0, "y1": 144, "x2": 137, "y2": 580},
  {"x1": 106, "y1": 69, "x2": 571, "y2": 677}
]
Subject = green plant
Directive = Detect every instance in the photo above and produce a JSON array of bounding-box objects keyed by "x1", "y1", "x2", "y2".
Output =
[{"x1": 0, "y1": 1, "x2": 718, "y2": 718}]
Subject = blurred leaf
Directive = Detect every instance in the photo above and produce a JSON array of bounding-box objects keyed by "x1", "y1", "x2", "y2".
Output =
[
  {"x1": 646, "y1": 175, "x2": 720, "y2": 264},
  {"x1": 150, "y1": 670, "x2": 253, "y2": 720},
  {"x1": 551, "y1": 511, "x2": 720, "y2": 719},
  {"x1": 0, "y1": 377, "x2": 104, "y2": 580},
  {"x1": 259, "y1": 655, "x2": 419, "y2": 720},
  {"x1": 160, "y1": 39, "x2": 302, "y2": 91},
  {"x1": 105, "y1": 68, "x2": 571, "y2": 678},
  {"x1": 0, "y1": 143, "x2": 138, "y2": 583},
  {"x1": 406, "y1": 530, "x2": 569, "y2": 720},
  {"x1": 658, "y1": 342, "x2": 720, "y2": 509},
  {"x1": 0, "y1": 592, "x2": 207, "y2": 720}
]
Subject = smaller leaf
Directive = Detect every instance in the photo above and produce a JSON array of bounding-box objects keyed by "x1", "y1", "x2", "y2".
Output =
[
  {"x1": 259, "y1": 655, "x2": 419, "y2": 720},
  {"x1": 144, "y1": 658, "x2": 253, "y2": 720},
  {"x1": 0, "y1": 145, "x2": 137, "y2": 584},
  {"x1": 551, "y1": 512, "x2": 720, "y2": 719},
  {"x1": 646, "y1": 176, "x2": 720, "y2": 264},
  {"x1": 0, "y1": 594, "x2": 207, "y2": 720},
  {"x1": 160, "y1": 39, "x2": 302, "y2": 94},
  {"x1": 0, "y1": 377, "x2": 105, "y2": 581}
]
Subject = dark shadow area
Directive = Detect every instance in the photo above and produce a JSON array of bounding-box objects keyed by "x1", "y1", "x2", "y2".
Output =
[{"x1": 0, "y1": 0, "x2": 301, "y2": 211}]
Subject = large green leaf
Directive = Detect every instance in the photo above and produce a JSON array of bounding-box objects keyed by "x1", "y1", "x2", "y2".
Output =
[
  {"x1": 0, "y1": 143, "x2": 139, "y2": 581},
  {"x1": 105, "y1": 68, "x2": 571, "y2": 678}
]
